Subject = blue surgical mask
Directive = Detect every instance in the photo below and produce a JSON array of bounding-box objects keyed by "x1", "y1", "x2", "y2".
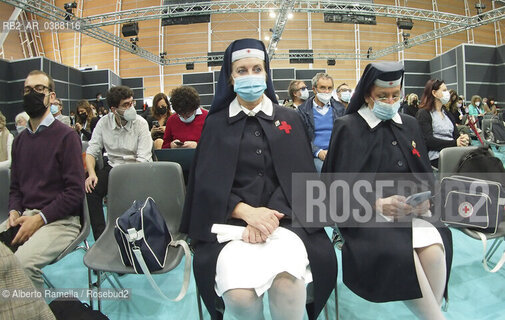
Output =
[
  {"x1": 179, "y1": 112, "x2": 195, "y2": 123},
  {"x1": 340, "y1": 91, "x2": 352, "y2": 103},
  {"x1": 372, "y1": 99, "x2": 401, "y2": 120},
  {"x1": 50, "y1": 104, "x2": 59, "y2": 115},
  {"x1": 233, "y1": 75, "x2": 267, "y2": 102},
  {"x1": 16, "y1": 125, "x2": 26, "y2": 134}
]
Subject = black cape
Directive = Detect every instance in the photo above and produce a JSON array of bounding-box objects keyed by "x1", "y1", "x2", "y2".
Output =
[
  {"x1": 181, "y1": 104, "x2": 337, "y2": 319},
  {"x1": 322, "y1": 111, "x2": 453, "y2": 302}
]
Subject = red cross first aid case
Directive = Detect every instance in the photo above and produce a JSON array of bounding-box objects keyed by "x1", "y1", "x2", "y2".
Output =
[{"x1": 439, "y1": 175, "x2": 505, "y2": 234}]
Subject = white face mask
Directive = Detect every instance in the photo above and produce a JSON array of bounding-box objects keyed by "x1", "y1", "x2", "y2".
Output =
[
  {"x1": 119, "y1": 107, "x2": 137, "y2": 122},
  {"x1": 299, "y1": 88, "x2": 309, "y2": 100},
  {"x1": 439, "y1": 91, "x2": 451, "y2": 105},
  {"x1": 316, "y1": 92, "x2": 332, "y2": 105},
  {"x1": 475, "y1": 101, "x2": 481, "y2": 107}
]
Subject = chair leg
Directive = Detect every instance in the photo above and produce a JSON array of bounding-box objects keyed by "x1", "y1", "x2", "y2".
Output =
[
  {"x1": 88, "y1": 268, "x2": 93, "y2": 309},
  {"x1": 323, "y1": 303, "x2": 329, "y2": 320},
  {"x1": 334, "y1": 281, "x2": 338, "y2": 320},
  {"x1": 97, "y1": 271, "x2": 102, "y2": 312},
  {"x1": 485, "y1": 238, "x2": 504, "y2": 263},
  {"x1": 196, "y1": 286, "x2": 204, "y2": 320}
]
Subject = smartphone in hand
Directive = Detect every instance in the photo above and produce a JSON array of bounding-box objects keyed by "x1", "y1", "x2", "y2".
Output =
[
  {"x1": 405, "y1": 191, "x2": 432, "y2": 207},
  {"x1": 174, "y1": 140, "x2": 184, "y2": 146},
  {"x1": 152, "y1": 120, "x2": 160, "y2": 127}
]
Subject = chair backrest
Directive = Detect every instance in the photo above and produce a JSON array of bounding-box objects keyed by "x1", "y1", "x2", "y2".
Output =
[
  {"x1": 0, "y1": 168, "x2": 10, "y2": 221},
  {"x1": 106, "y1": 162, "x2": 186, "y2": 237},
  {"x1": 438, "y1": 146, "x2": 491, "y2": 180},
  {"x1": 154, "y1": 149, "x2": 196, "y2": 184}
]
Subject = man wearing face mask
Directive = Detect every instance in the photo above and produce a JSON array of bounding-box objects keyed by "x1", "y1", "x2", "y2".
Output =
[
  {"x1": 284, "y1": 80, "x2": 309, "y2": 109},
  {"x1": 161, "y1": 86, "x2": 208, "y2": 149},
  {"x1": 335, "y1": 83, "x2": 353, "y2": 109},
  {"x1": 50, "y1": 98, "x2": 71, "y2": 127},
  {"x1": 85, "y1": 85, "x2": 152, "y2": 240},
  {"x1": 297, "y1": 72, "x2": 345, "y2": 172},
  {"x1": 0, "y1": 70, "x2": 84, "y2": 288}
]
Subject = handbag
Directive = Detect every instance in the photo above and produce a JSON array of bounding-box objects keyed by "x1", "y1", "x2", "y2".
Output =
[{"x1": 114, "y1": 197, "x2": 191, "y2": 301}]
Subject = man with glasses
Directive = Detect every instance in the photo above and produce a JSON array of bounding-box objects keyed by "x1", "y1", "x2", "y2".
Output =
[
  {"x1": 85, "y1": 85, "x2": 152, "y2": 240},
  {"x1": 1, "y1": 70, "x2": 84, "y2": 288},
  {"x1": 334, "y1": 83, "x2": 353, "y2": 109},
  {"x1": 50, "y1": 98, "x2": 71, "y2": 127},
  {"x1": 285, "y1": 80, "x2": 309, "y2": 109},
  {"x1": 297, "y1": 72, "x2": 345, "y2": 172}
]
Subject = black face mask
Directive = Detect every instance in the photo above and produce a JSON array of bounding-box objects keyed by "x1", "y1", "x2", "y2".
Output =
[
  {"x1": 23, "y1": 90, "x2": 48, "y2": 118},
  {"x1": 158, "y1": 106, "x2": 168, "y2": 115},
  {"x1": 78, "y1": 113, "x2": 87, "y2": 123}
]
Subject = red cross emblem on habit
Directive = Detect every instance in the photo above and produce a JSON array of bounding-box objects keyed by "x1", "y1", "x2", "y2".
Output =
[
  {"x1": 389, "y1": 81, "x2": 393, "y2": 85},
  {"x1": 412, "y1": 148, "x2": 420, "y2": 157},
  {"x1": 458, "y1": 202, "x2": 473, "y2": 218},
  {"x1": 278, "y1": 121, "x2": 292, "y2": 134},
  {"x1": 247, "y1": 49, "x2": 251, "y2": 53}
]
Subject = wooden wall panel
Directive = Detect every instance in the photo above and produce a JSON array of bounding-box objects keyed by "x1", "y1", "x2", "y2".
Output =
[{"x1": 0, "y1": 3, "x2": 24, "y2": 60}]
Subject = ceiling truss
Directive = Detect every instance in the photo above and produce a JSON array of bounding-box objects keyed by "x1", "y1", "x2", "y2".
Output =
[{"x1": 1, "y1": 0, "x2": 505, "y2": 66}]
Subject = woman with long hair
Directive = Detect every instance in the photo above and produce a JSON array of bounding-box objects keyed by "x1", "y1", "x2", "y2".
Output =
[
  {"x1": 416, "y1": 79, "x2": 469, "y2": 168},
  {"x1": 75, "y1": 99, "x2": 98, "y2": 141}
]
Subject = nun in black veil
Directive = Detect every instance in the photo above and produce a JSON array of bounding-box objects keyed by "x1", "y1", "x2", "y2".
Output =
[
  {"x1": 323, "y1": 62, "x2": 452, "y2": 320},
  {"x1": 180, "y1": 38, "x2": 337, "y2": 320}
]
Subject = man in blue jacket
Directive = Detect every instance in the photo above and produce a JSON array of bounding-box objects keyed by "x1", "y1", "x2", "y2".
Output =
[{"x1": 297, "y1": 72, "x2": 345, "y2": 172}]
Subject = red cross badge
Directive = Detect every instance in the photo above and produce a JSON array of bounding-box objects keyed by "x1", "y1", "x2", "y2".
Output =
[
  {"x1": 411, "y1": 141, "x2": 420, "y2": 157},
  {"x1": 458, "y1": 202, "x2": 473, "y2": 218},
  {"x1": 276, "y1": 120, "x2": 292, "y2": 134},
  {"x1": 389, "y1": 81, "x2": 393, "y2": 85}
]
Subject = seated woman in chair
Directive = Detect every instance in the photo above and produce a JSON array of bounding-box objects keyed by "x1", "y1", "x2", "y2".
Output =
[
  {"x1": 416, "y1": 79, "x2": 469, "y2": 168},
  {"x1": 323, "y1": 62, "x2": 453, "y2": 320},
  {"x1": 181, "y1": 38, "x2": 337, "y2": 320}
]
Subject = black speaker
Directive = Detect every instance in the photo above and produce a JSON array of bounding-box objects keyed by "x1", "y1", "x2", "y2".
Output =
[
  {"x1": 397, "y1": 18, "x2": 413, "y2": 30},
  {"x1": 327, "y1": 59, "x2": 336, "y2": 66},
  {"x1": 186, "y1": 63, "x2": 194, "y2": 70},
  {"x1": 122, "y1": 23, "x2": 139, "y2": 37}
]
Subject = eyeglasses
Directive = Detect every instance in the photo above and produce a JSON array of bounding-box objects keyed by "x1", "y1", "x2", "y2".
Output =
[
  {"x1": 23, "y1": 85, "x2": 50, "y2": 95},
  {"x1": 338, "y1": 89, "x2": 352, "y2": 93},
  {"x1": 374, "y1": 95, "x2": 402, "y2": 103},
  {"x1": 119, "y1": 100, "x2": 136, "y2": 109}
]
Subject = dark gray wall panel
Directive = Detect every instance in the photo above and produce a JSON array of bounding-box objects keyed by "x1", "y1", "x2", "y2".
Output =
[
  {"x1": 83, "y1": 85, "x2": 109, "y2": 100},
  {"x1": 464, "y1": 45, "x2": 496, "y2": 64},
  {"x1": 273, "y1": 80, "x2": 293, "y2": 92},
  {"x1": 187, "y1": 83, "x2": 213, "y2": 95},
  {"x1": 465, "y1": 84, "x2": 496, "y2": 101},
  {"x1": 0, "y1": 60, "x2": 9, "y2": 79},
  {"x1": 295, "y1": 69, "x2": 326, "y2": 81},
  {"x1": 199, "y1": 94, "x2": 214, "y2": 106},
  {"x1": 496, "y1": 65, "x2": 505, "y2": 83},
  {"x1": 132, "y1": 88, "x2": 143, "y2": 99},
  {"x1": 122, "y1": 77, "x2": 143, "y2": 88},
  {"x1": 109, "y1": 71, "x2": 121, "y2": 86},
  {"x1": 69, "y1": 84, "x2": 82, "y2": 99},
  {"x1": 497, "y1": 45, "x2": 505, "y2": 64},
  {"x1": 441, "y1": 66, "x2": 457, "y2": 84},
  {"x1": 457, "y1": 46, "x2": 465, "y2": 95},
  {"x1": 183, "y1": 72, "x2": 213, "y2": 84},
  {"x1": 2, "y1": 102, "x2": 23, "y2": 126},
  {"x1": 54, "y1": 82, "x2": 68, "y2": 99},
  {"x1": 403, "y1": 87, "x2": 424, "y2": 99},
  {"x1": 404, "y1": 60, "x2": 430, "y2": 74},
  {"x1": 465, "y1": 65, "x2": 495, "y2": 83},
  {"x1": 430, "y1": 71, "x2": 442, "y2": 81},
  {"x1": 441, "y1": 49, "x2": 456, "y2": 69},
  {"x1": 404, "y1": 74, "x2": 430, "y2": 87},
  {"x1": 0, "y1": 81, "x2": 7, "y2": 102},
  {"x1": 69, "y1": 68, "x2": 82, "y2": 85},
  {"x1": 10, "y1": 58, "x2": 42, "y2": 80},
  {"x1": 42, "y1": 59, "x2": 50, "y2": 73},
  {"x1": 83, "y1": 70, "x2": 109, "y2": 85},
  {"x1": 50, "y1": 61, "x2": 68, "y2": 82},
  {"x1": 8, "y1": 81, "x2": 24, "y2": 101},
  {"x1": 429, "y1": 57, "x2": 441, "y2": 72},
  {"x1": 273, "y1": 69, "x2": 295, "y2": 79}
]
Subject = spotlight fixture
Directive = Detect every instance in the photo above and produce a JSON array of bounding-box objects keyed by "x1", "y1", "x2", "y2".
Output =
[
  {"x1": 402, "y1": 32, "x2": 411, "y2": 46},
  {"x1": 475, "y1": 2, "x2": 486, "y2": 21},
  {"x1": 159, "y1": 52, "x2": 167, "y2": 59},
  {"x1": 367, "y1": 47, "x2": 372, "y2": 59},
  {"x1": 327, "y1": 58, "x2": 336, "y2": 66},
  {"x1": 130, "y1": 37, "x2": 138, "y2": 50},
  {"x1": 186, "y1": 62, "x2": 195, "y2": 70},
  {"x1": 63, "y1": 2, "x2": 77, "y2": 21}
]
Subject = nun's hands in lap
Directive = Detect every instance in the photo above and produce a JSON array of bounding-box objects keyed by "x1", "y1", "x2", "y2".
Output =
[
  {"x1": 232, "y1": 203, "x2": 285, "y2": 237},
  {"x1": 242, "y1": 225, "x2": 268, "y2": 243},
  {"x1": 375, "y1": 195, "x2": 411, "y2": 218}
]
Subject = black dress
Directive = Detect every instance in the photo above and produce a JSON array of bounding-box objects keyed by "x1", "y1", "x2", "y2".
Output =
[
  {"x1": 323, "y1": 111, "x2": 453, "y2": 302},
  {"x1": 181, "y1": 104, "x2": 337, "y2": 320}
]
